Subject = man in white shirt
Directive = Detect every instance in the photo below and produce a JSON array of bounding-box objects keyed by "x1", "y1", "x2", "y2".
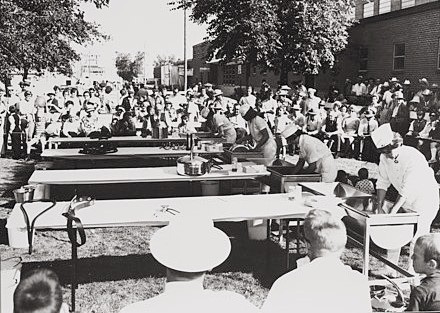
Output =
[
  {"x1": 262, "y1": 209, "x2": 372, "y2": 313},
  {"x1": 351, "y1": 75, "x2": 368, "y2": 96},
  {"x1": 119, "y1": 214, "x2": 258, "y2": 313}
]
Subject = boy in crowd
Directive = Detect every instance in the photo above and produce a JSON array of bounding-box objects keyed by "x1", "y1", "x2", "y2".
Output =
[
  {"x1": 14, "y1": 268, "x2": 69, "y2": 313},
  {"x1": 407, "y1": 233, "x2": 440, "y2": 311},
  {"x1": 355, "y1": 167, "x2": 375, "y2": 194}
]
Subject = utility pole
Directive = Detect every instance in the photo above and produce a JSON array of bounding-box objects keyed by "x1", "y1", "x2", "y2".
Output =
[{"x1": 184, "y1": 0, "x2": 187, "y2": 92}]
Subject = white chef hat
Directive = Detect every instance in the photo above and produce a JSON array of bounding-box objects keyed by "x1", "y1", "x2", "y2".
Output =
[
  {"x1": 371, "y1": 123, "x2": 393, "y2": 149},
  {"x1": 281, "y1": 124, "x2": 300, "y2": 139}
]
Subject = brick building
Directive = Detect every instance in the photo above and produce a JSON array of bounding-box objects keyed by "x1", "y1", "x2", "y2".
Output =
[{"x1": 316, "y1": 0, "x2": 440, "y2": 95}]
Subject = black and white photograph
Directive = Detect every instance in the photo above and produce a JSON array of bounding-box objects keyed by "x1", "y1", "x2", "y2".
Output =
[{"x1": 1, "y1": 0, "x2": 440, "y2": 312}]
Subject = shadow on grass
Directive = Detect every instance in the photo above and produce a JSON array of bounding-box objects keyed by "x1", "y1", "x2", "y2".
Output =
[{"x1": 20, "y1": 237, "x2": 295, "y2": 289}]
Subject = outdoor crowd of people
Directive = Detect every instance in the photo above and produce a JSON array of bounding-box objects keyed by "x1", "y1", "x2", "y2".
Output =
[{"x1": 1, "y1": 75, "x2": 439, "y2": 165}]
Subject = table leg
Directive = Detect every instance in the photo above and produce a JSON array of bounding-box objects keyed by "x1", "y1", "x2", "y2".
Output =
[
  {"x1": 71, "y1": 228, "x2": 78, "y2": 312},
  {"x1": 363, "y1": 221, "x2": 370, "y2": 275},
  {"x1": 285, "y1": 219, "x2": 290, "y2": 270}
]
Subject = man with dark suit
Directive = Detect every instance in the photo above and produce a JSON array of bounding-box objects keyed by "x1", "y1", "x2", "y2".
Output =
[{"x1": 390, "y1": 90, "x2": 410, "y2": 136}]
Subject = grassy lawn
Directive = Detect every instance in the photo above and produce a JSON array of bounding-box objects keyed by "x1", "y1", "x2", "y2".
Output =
[{"x1": 0, "y1": 157, "x2": 423, "y2": 312}]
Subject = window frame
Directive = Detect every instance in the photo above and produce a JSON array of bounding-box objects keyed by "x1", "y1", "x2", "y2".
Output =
[{"x1": 393, "y1": 43, "x2": 406, "y2": 71}]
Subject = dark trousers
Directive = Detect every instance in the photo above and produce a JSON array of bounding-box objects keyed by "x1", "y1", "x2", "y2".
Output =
[{"x1": 11, "y1": 131, "x2": 25, "y2": 159}]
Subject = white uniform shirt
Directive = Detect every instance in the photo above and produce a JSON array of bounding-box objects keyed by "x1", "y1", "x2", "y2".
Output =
[
  {"x1": 119, "y1": 281, "x2": 258, "y2": 313},
  {"x1": 376, "y1": 145, "x2": 438, "y2": 208},
  {"x1": 262, "y1": 256, "x2": 372, "y2": 313},
  {"x1": 298, "y1": 135, "x2": 337, "y2": 182},
  {"x1": 352, "y1": 83, "x2": 368, "y2": 96}
]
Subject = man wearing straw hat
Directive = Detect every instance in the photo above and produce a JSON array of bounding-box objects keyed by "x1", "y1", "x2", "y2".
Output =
[
  {"x1": 371, "y1": 123, "x2": 439, "y2": 274},
  {"x1": 119, "y1": 215, "x2": 257, "y2": 313}
]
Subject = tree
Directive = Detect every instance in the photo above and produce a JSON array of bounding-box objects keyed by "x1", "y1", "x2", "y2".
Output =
[
  {"x1": 153, "y1": 54, "x2": 177, "y2": 67},
  {"x1": 115, "y1": 52, "x2": 144, "y2": 82},
  {"x1": 0, "y1": 0, "x2": 109, "y2": 82},
  {"x1": 170, "y1": 0, "x2": 354, "y2": 84}
]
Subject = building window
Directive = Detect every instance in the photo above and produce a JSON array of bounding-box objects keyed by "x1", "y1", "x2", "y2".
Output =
[
  {"x1": 438, "y1": 38, "x2": 440, "y2": 70},
  {"x1": 402, "y1": 0, "x2": 415, "y2": 9},
  {"x1": 223, "y1": 65, "x2": 236, "y2": 85},
  {"x1": 393, "y1": 43, "x2": 405, "y2": 70},
  {"x1": 359, "y1": 47, "x2": 368, "y2": 72},
  {"x1": 363, "y1": 2, "x2": 374, "y2": 18},
  {"x1": 379, "y1": 0, "x2": 391, "y2": 14}
]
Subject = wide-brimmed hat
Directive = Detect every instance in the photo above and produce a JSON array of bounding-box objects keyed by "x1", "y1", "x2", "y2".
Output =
[
  {"x1": 150, "y1": 214, "x2": 231, "y2": 272},
  {"x1": 403, "y1": 79, "x2": 411, "y2": 85},
  {"x1": 213, "y1": 89, "x2": 223, "y2": 97},
  {"x1": 409, "y1": 95, "x2": 421, "y2": 103},
  {"x1": 393, "y1": 91, "x2": 404, "y2": 99},
  {"x1": 390, "y1": 77, "x2": 399, "y2": 83},
  {"x1": 278, "y1": 89, "x2": 288, "y2": 96},
  {"x1": 432, "y1": 83, "x2": 439, "y2": 89},
  {"x1": 281, "y1": 124, "x2": 299, "y2": 139},
  {"x1": 204, "y1": 83, "x2": 213, "y2": 88},
  {"x1": 280, "y1": 85, "x2": 291, "y2": 91},
  {"x1": 371, "y1": 123, "x2": 393, "y2": 149},
  {"x1": 419, "y1": 78, "x2": 429, "y2": 86},
  {"x1": 85, "y1": 104, "x2": 95, "y2": 112},
  {"x1": 213, "y1": 101, "x2": 223, "y2": 110},
  {"x1": 422, "y1": 89, "x2": 432, "y2": 96},
  {"x1": 307, "y1": 88, "x2": 316, "y2": 94}
]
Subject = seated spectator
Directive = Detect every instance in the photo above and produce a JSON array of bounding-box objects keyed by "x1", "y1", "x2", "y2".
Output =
[
  {"x1": 79, "y1": 104, "x2": 99, "y2": 136},
  {"x1": 335, "y1": 170, "x2": 353, "y2": 186},
  {"x1": 262, "y1": 209, "x2": 372, "y2": 313},
  {"x1": 61, "y1": 114, "x2": 80, "y2": 138},
  {"x1": 115, "y1": 111, "x2": 137, "y2": 136},
  {"x1": 419, "y1": 111, "x2": 439, "y2": 162},
  {"x1": 407, "y1": 234, "x2": 440, "y2": 311},
  {"x1": 405, "y1": 109, "x2": 427, "y2": 147},
  {"x1": 13, "y1": 268, "x2": 69, "y2": 313},
  {"x1": 178, "y1": 114, "x2": 197, "y2": 135},
  {"x1": 355, "y1": 168, "x2": 375, "y2": 194},
  {"x1": 340, "y1": 105, "x2": 360, "y2": 158},
  {"x1": 119, "y1": 214, "x2": 257, "y2": 313},
  {"x1": 320, "y1": 107, "x2": 340, "y2": 153},
  {"x1": 290, "y1": 104, "x2": 305, "y2": 129},
  {"x1": 304, "y1": 108, "x2": 321, "y2": 137}
]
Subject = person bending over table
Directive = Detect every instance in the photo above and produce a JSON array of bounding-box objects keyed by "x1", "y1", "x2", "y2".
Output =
[
  {"x1": 262, "y1": 209, "x2": 372, "y2": 313},
  {"x1": 371, "y1": 123, "x2": 439, "y2": 274},
  {"x1": 236, "y1": 104, "x2": 277, "y2": 164},
  {"x1": 119, "y1": 214, "x2": 257, "y2": 313},
  {"x1": 280, "y1": 124, "x2": 337, "y2": 182}
]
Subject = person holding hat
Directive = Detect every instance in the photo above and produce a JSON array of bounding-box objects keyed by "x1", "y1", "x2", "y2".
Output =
[
  {"x1": 237, "y1": 104, "x2": 277, "y2": 164},
  {"x1": 371, "y1": 123, "x2": 439, "y2": 274},
  {"x1": 119, "y1": 215, "x2": 258, "y2": 313},
  {"x1": 280, "y1": 123, "x2": 337, "y2": 182},
  {"x1": 262, "y1": 209, "x2": 371, "y2": 313}
]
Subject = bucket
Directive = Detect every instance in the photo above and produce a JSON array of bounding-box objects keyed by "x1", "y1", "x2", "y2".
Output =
[
  {"x1": 200, "y1": 181, "x2": 220, "y2": 196},
  {"x1": 1, "y1": 257, "x2": 22, "y2": 313},
  {"x1": 7, "y1": 226, "x2": 33, "y2": 249},
  {"x1": 13, "y1": 185, "x2": 36, "y2": 203},
  {"x1": 247, "y1": 219, "x2": 268, "y2": 240}
]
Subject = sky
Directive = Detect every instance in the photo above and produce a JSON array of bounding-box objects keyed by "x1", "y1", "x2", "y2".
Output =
[{"x1": 79, "y1": 0, "x2": 208, "y2": 78}]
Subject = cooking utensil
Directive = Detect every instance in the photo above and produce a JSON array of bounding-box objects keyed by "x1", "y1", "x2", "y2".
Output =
[{"x1": 176, "y1": 154, "x2": 222, "y2": 176}]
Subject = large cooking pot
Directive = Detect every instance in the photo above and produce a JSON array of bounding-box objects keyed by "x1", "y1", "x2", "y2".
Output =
[{"x1": 176, "y1": 155, "x2": 222, "y2": 176}]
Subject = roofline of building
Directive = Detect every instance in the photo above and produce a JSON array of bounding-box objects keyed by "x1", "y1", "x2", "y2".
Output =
[{"x1": 359, "y1": 0, "x2": 440, "y2": 24}]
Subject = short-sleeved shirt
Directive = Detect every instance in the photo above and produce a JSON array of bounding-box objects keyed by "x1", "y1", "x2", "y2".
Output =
[
  {"x1": 248, "y1": 115, "x2": 273, "y2": 144},
  {"x1": 355, "y1": 179, "x2": 375, "y2": 194},
  {"x1": 407, "y1": 273, "x2": 440, "y2": 311}
]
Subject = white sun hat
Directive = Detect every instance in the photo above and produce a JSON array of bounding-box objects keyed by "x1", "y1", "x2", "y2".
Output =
[
  {"x1": 371, "y1": 123, "x2": 393, "y2": 149},
  {"x1": 213, "y1": 89, "x2": 223, "y2": 97},
  {"x1": 150, "y1": 213, "x2": 231, "y2": 273},
  {"x1": 281, "y1": 124, "x2": 299, "y2": 139},
  {"x1": 280, "y1": 85, "x2": 291, "y2": 91}
]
